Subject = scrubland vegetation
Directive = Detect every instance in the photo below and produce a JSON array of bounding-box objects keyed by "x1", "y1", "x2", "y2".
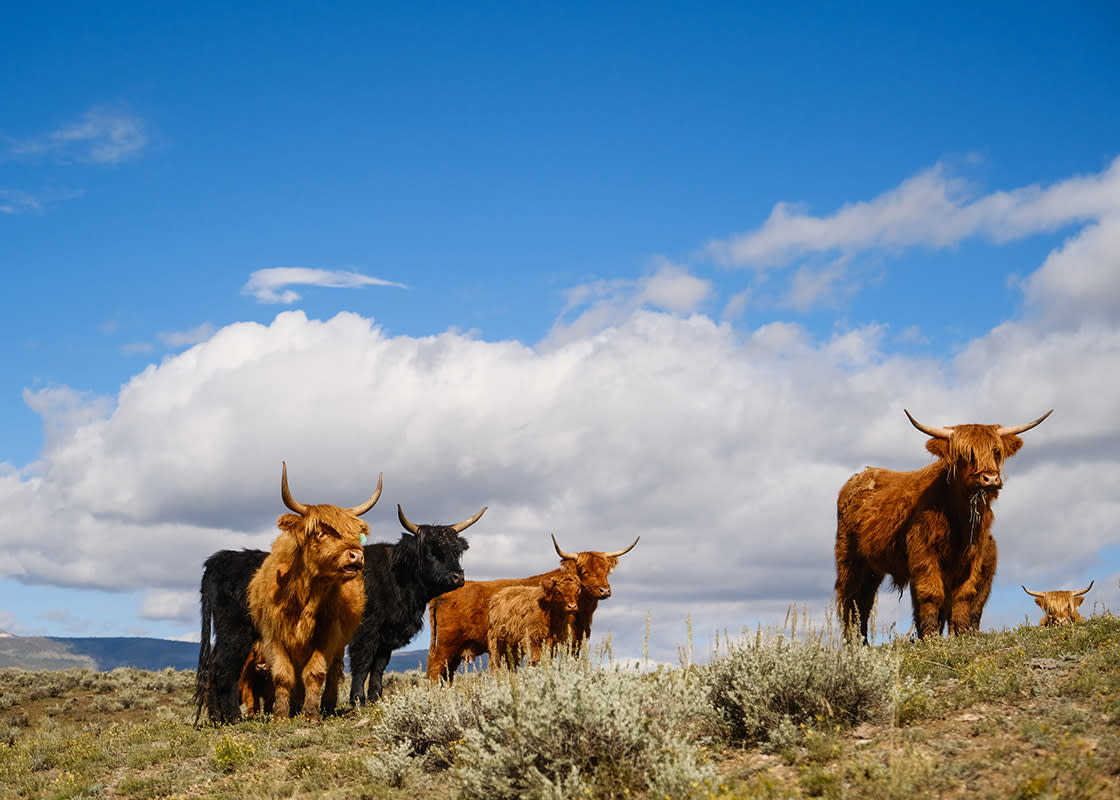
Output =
[{"x1": 2, "y1": 613, "x2": 1119, "y2": 799}]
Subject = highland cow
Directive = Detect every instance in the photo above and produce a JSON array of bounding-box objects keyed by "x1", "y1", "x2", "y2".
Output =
[
  {"x1": 247, "y1": 462, "x2": 381, "y2": 720},
  {"x1": 427, "y1": 534, "x2": 638, "y2": 682},
  {"x1": 487, "y1": 573, "x2": 584, "y2": 670},
  {"x1": 1023, "y1": 580, "x2": 1094, "y2": 626},
  {"x1": 835, "y1": 408, "x2": 1052, "y2": 642}
]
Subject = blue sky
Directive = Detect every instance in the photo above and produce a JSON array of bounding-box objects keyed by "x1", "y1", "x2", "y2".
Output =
[{"x1": 2, "y1": 2, "x2": 1118, "y2": 660}]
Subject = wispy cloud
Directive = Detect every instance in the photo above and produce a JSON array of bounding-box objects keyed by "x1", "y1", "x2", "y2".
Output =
[
  {"x1": 241, "y1": 267, "x2": 407, "y2": 304},
  {"x1": 707, "y1": 156, "x2": 1120, "y2": 268},
  {"x1": 9, "y1": 108, "x2": 149, "y2": 165},
  {"x1": 0, "y1": 187, "x2": 84, "y2": 214},
  {"x1": 159, "y1": 323, "x2": 216, "y2": 348}
]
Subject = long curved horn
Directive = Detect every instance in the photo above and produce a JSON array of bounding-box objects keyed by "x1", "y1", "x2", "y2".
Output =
[
  {"x1": 398, "y1": 504, "x2": 420, "y2": 535},
  {"x1": 552, "y1": 533, "x2": 576, "y2": 560},
  {"x1": 346, "y1": 472, "x2": 383, "y2": 516},
  {"x1": 1074, "y1": 579, "x2": 1094, "y2": 597},
  {"x1": 904, "y1": 409, "x2": 954, "y2": 439},
  {"x1": 1022, "y1": 585, "x2": 1044, "y2": 598},
  {"x1": 450, "y1": 506, "x2": 487, "y2": 533},
  {"x1": 280, "y1": 461, "x2": 309, "y2": 515},
  {"x1": 996, "y1": 409, "x2": 1054, "y2": 437},
  {"x1": 604, "y1": 536, "x2": 640, "y2": 558}
]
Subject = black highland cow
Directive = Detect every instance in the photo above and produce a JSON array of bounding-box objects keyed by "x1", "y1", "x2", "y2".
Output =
[
  {"x1": 194, "y1": 548, "x2": 267, "y2": 724},
  {"x1": 347, "y1": 504, "x2": 481, "y2": 705}
]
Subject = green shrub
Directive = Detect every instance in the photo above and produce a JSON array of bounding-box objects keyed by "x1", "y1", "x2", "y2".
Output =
[
  {"x1": 451, "y1": 654, "x2": 720, "y2": 800},
  {"x1": 703, "y1": 631, "x2": 897, "y2": 745}
]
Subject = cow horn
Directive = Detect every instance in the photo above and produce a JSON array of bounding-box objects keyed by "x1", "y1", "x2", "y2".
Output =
[
  {"x1": 996, "y1": 409, "x2": 1054, "y2": 437},
  {"x1": 1074, "y1": 580, "x2": 1094, "y2": 597},
  {"x1": 450, "y1": 506, "x2": 487, "y2": 533},
  {"x1": 397, "y1": 504, "x2": 421, "y2": 535},
  {"x1": 346, "y1": 472, "x2": 383, "y2": 516},
  {"x1": 904, "y1": 409, "x2": 954, "y2": 439},
  {"x1": 552, "y1": 533, "x2": 576, "y2": 560},
  {"x1": 604, "y1": 536, "x2": 640, "y2": 558},
  {"x1": 280, "y1": 461, "x2": 309, "y2": 515},
  {"x1": 1022, "y1": 585, "x2": 1044, "y2": 598}
]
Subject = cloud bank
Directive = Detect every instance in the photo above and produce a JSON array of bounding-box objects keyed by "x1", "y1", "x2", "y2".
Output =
[{"x1": 3, "y1": 158, "x2": 1118, "y2": 660}]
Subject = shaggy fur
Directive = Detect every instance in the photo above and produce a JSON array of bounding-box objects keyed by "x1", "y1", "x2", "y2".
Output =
[
  {"x1": 248, "y1": 502, "x2": 368, "y2": 720},
  {"x1": 427, "y1": 542, "x2": 634, "y2": 683},
  {"x1": 1023, "y1": 581, "x2": 1094, "y2": 626},
  {"x1": 347, "y1": 525, "x2": 470, "y2": 705},
  {"x1": 487, "y1": 574, "x2": 583, "y2": 670},
  {"x1": 194, "y1": 548, "x2": 267, "y2": 724},
  {"x1": 835, "y1": 416, "x2": 1044, "y2": 641},
  {"x1": 238, "y1": 641, "x2": 274, "y2": 717}
]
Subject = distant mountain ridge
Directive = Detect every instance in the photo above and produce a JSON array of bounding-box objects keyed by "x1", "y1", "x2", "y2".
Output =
[{"x1": 0, "y1": 635, "x2": 428, "y2": 674}]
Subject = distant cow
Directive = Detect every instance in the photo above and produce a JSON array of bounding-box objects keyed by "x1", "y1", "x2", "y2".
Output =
[
  {"x1": 194, "y1": 548, "x2": 268, "y2": 724},
  {"x1": 239, "y1": 641, "x2": 274, "y2": 717},
  {"x1": 487, "y1": 573, "x2": 583, "y2": 670},
  {"x1": 835, "y1": 408, "x2": 1052, "y2": 641},
  {"x1": 247, "y1": 462, "x2": 381, "y2": 721},
  {"x1": 427, "y1": 534, "x2": 639, "y2": 682},
  {"x1": 1023, "y1": 581, "x2": 1094, "y2": 626},
  {"x1": 347, "y1": 504, "x2": 482, "y2": 706}
]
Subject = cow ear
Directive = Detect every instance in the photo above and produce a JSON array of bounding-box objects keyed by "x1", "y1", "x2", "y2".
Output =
[
  {"x1": 1075, "y1": 596, "x2": 1084, "y2": 608},
  {"x1": 1001, "y1": 434, "x2": 1024, "y2": 458},
  {"x1": 1034, "y1": 597, "x2": 1045, "y2": 609},
  {"x1": 925, "y1": 438, "x2": 949, "y2": 460}
]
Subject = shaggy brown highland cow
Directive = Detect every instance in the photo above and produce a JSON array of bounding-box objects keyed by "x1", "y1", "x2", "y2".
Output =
[
  {"x1": 427, "y1": 534, "x2": 638, "y2": 682},
  {"x1": 835, "y1": 408, "x2": 1052, "y2": 642},
  {"x1": 247, "y1": 462, "x2": 381, "y2": 720}
]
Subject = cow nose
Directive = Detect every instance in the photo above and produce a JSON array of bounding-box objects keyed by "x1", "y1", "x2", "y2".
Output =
[
  {"x1": 451, "y1": 571, "x2": 465, "y2": 585},
  {"x1": 980, "y1": 472, "x2": 1002, "y2": 488},
  {"x1": 348, "y1": 549, "x2": 364, "y2": 567},
  {"x1": 598, "y1": 586, "x2": 611, "y2": 599}
]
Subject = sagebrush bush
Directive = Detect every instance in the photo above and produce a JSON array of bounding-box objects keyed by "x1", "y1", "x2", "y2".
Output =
[
  {"x1": 704, "y1": 630, "x2": 899, "y2": 745},
  {"x1": 451, "y1": 654, "x2": 721, "y2": 800},
  {"x1": 368, "y1": 680, "x2": 479, "y2": 770}
]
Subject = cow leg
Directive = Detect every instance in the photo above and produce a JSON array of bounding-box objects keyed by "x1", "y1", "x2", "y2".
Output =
[
  {"x1": 299, "y1": 651, "x2": 329, "y2": 722},
  {"x1": 427, "y1": 640, "x2": 460, "y2": 684},
  {"x1": 348, "y1": 642, "x2": 372, "y2": 706},
  {"x1": 366, "y1": 650, "x2": 392, "y2": 701},
  {"x1": 269, "y1": 653, "x2": 296, "y2": 720},
  {"x1": 908, "y1": 570, "x2": 946, "y2": 638},
  {"x1": 836, "y1": 563, "x2": 882, "y2": 643},
  {"x1": 320, "y1": 653, "x2": 344, "y2": 717},
  {"x1": 213, "y1": 637, "x2": 252, "y2": 723}
]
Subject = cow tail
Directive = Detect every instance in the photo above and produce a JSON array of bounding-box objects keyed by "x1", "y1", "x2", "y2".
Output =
[
  {"x1": 427, "y1": 597, "x2": 440, "y2": 656},
  {"x1": 193, "y1": 588, "x2": 213, "y2": 726}
]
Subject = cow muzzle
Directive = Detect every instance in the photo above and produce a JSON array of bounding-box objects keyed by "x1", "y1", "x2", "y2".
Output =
[
  {"x1": 978, "y1": 472, "x2": 1002, "y2": 489},
  {"x1": 341, "y1": 548, "x2": 365, "y2": 576}
]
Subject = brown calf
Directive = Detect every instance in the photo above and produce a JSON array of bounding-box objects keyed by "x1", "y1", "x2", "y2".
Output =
[
  {"x1": 427, "y1": 534, "x2": 639, "y2": 682},
  {"x1": 247, "y1": 462, "x2": 381, "y2": 720},
  {"x1": 487, "y1": 574, "x2": 583, "y2": 670},
  {"x1": 238, "y1": 641, "x2": 274, "y2": 717}
]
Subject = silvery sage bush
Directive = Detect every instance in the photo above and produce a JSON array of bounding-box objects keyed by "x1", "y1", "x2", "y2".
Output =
[
  {"x1": 702, "y1": 631, "x2": 899, "y2": 746},
  {"x1": 450, "y1": 654, "x2": 721, "y2": 800}
]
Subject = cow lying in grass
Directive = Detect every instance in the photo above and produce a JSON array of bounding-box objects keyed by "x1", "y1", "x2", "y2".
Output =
[
  {"x1": 487, "y1": 573, "x2": 583, "y2": 670},
  {"x1": 1022, "y1": 580, "x2": 1094, "y2": 626}
]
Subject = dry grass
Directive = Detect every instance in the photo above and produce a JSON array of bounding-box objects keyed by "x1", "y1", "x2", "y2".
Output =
[{"x1": 1, "y1": 614, "x2": 1118, "y2": 799}]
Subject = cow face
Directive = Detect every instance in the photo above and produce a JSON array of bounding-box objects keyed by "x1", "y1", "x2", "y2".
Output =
[
  {"x1": 553, "y1": 535, "x2": 640, "y2": 600},
  {"x1": 543, "y1": 574, "x2": 583, "y2": 613},
  {"x1": 906, "y1": 409, "x2": 1051, "y2": 497},
  {"x1": 925, "y1": 425, "x2": 1023, "y2": 495},
  {"x1": 278, "y1": 505, "x2": 368, "y2": 582},
  {"x1": 1023, "y1": 582, "x2": 1093, "y2": 626},
  {"x1": 417, "y1": 527, "x2": 470, "y2": 594}
]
